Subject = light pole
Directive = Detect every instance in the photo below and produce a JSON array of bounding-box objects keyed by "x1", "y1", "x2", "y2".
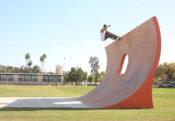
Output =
[
  {"x1": 63, "y1": 57, "x2": 65, "y2": 75},
  {"x1": 5, "y1": 66, "x2": 8, "y2": 85},
  {"x1": 62, "y1": 57, "x2": 66, "y2": 86}
]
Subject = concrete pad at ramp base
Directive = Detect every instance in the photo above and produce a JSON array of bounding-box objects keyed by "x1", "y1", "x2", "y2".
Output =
[{"x1": 0, "y1": 97, "x2": 88, "y2": 108}]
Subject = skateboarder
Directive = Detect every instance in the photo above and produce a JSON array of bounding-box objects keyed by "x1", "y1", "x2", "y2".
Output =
[{"x1": 100, "y1": 24, "x2": 121, "y2": 41}]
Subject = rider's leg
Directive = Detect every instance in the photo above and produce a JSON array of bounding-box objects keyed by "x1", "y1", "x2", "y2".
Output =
[{"x1": 105, "y1": 31, "x2": 120, "y2": 40}]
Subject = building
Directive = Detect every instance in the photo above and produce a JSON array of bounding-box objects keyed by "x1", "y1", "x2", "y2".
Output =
[{"x1": 0, "y1": 73, "x2": 64, "y2": 85}]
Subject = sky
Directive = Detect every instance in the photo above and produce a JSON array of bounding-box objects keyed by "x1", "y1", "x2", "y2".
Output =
[{"x1": 0, "y1": 0, "x2": 175, "y2": 74}]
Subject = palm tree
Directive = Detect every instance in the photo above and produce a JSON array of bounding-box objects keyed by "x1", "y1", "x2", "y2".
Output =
[
  {"x1": 40, "y1": 54, "x2": 47, "y2": 72},
  {"x1": 42, "y1": 54, "x2": 47, "y2": 72},
  {"x1": 27, "y1": 60, "x2": 32, "y2": 68},
  {"x1": 40, "y1": 56, "x2": 44, "y2": 72},
  {"x1": 25, "y1": 53, "x2": 30, "y2": 67}
]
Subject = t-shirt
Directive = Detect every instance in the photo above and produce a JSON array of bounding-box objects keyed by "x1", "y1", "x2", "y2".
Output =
[{"x1": 100, "y1": 31, "x2": 106, "y2": 41}]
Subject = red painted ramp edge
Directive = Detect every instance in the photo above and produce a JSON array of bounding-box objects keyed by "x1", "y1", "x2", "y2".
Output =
[{"x1": 104, "y1": 16, "x2": 161, "y2": 109}]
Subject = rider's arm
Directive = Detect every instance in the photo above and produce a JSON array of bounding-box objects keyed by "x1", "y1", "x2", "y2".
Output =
[
  {"x1": 105, "y1": 25, "x2": 111, "y2": 32},
  {"x1": 107, "y1": 25, "x2": 111, "y2": 28},
  {"x1": 101, "y1": 25, "x2": 111, "y2": 33}
]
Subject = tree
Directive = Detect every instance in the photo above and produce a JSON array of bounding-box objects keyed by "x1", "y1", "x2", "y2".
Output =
[
  {"x1": 23, "y1": 67, "x2": 32, "y2": 73},
  {"x1": 40, "y1": 54, "x2": 47, "y2": 72},
  {"x1": 14, "y1": 67, "x2": 20, "y2": 73},
  {"x1": 155, "y1": 62, "x2": 175, "y2": 83},
  {"x1": 64, "y1": 67, "x2": 87, "y2": 82},
  {"x1": 76, "y1": 68, "x2": 87, "y2": 82},
  {"x1": 25, "y1": 53, "x2": 30, "y2": 67},
  {"x1": 88, "y1": 71, "x2": 104, "y2": 82},
  {"x1": 155, "y1": 63, "x2": 168, "y2": 78},
  {"x1": 0, "y1": 64, "x2": 41, "y2": 73},
  {"x1": 42, "y1": 54, "x2": 47, "y2": 72},
  {"x1": 166, "y1": 63, "x2": 175, "y2": 79},
  {"x1": 172, "y1": 72, "x2": 175, "y2": 79},
  {"x1": 155, "y1": 63, "x2": 168, "y2": 82},
  {"x1": 89, "y1": 56, "x2": 100, "y2": 81},
  {"x1": 88, "y1": 74, "x2": 95, "y2": 82},
  {"x1": 32, "y1": 65, "x2": 41, "y2": 73},
  {"x1": 98, "y1": 71, "x2": 105, "y2": 81},
  {"x1": 27, "y1": 60, "x2": 32, "y2": 68},
  {"x1": 6, "y1": 66, "x2": 13, "y2": 73},
  {"x1": 161, "y1": 73, "x2": 168, "y2": 83},
  {"x1": 40, "y1": 56, "x2": 44, "y2": 72}
]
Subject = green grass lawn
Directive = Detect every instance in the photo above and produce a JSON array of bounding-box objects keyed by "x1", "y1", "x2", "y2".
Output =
[
  {"x1": 0, "y1": 85, "x2": 175, "y2": 121},
  {"x1": 0, "y1": 85, "x2": 95, "y2": 97}
]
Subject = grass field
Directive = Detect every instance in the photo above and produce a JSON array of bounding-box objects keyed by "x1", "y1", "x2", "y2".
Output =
[
  {"x1": 0, "y1": 85, "x2": 95, "y2": 97},
  {"x1": 0, "y1": 85, "x2": 175, "y2": 121}
]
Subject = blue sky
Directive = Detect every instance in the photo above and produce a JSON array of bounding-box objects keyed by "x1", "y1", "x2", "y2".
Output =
[{"x1": 0, "y1": 0, "x2": 174, "y2": 73}]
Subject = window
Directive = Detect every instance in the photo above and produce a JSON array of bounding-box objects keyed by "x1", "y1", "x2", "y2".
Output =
[
  {"x1": 43, "y1": 75, "x2": 61, "y2": 82},
  {"x1": 0, "y1": 74, "x2": 13, "y2": 81},
  {"x1": 19, "y1": 74, "x2": 37, "y2": 81}
]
